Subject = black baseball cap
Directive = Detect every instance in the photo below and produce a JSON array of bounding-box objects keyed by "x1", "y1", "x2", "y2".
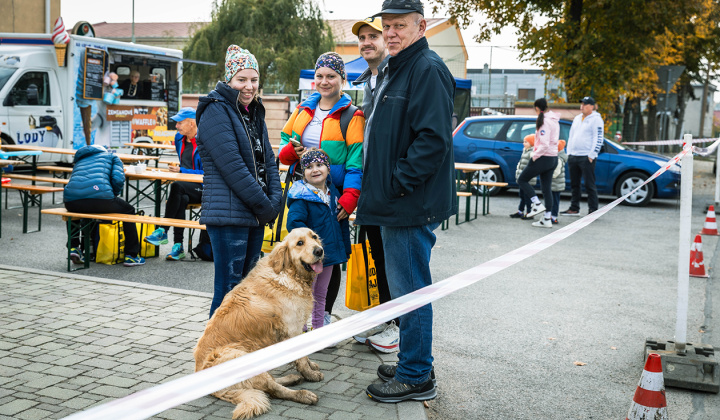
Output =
[
  {"x1": 581, "y1": 96, "x2": 596, "y2": 105},
  {"x1": 373, "y1": 0, "x2": 424, "y2": 17}
]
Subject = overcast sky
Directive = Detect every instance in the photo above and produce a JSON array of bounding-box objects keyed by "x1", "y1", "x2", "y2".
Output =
[{"x1": 60, "y1": 0, "x2": 536, "y2": 70}]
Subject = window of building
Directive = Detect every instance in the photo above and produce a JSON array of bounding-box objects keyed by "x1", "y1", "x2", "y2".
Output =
[
  {"x1": 9, "y1": 72, "x2": 51, "y2": 106},
  {"x1": 518, "y1": 88, "x2": 536, "y2": 101}
]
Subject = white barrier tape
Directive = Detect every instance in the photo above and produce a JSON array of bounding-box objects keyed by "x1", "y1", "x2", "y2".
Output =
[
  {"x1": 63, "y1": 146, "x2": 692, "y2": 420},
  {"x1": 623, "y1": 138, "x2": 717, "y2": 146},
  {"x1": 691, "y1": 138, "x2": 720, "y2": 157}
]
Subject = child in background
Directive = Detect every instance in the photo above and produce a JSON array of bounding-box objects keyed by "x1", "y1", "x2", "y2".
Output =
[
  {"x1": 510, "y1": 134, "x2": 535, "y2": 220},
  {"x1": 286, "y1": 148, "x2": 351, "y2": 330},
  {"x1": 551, "y1": 140, "x2": 568, "y2": 224}
]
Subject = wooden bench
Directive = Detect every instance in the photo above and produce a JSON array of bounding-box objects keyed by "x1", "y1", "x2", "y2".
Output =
[
  {"x1": 1, "y1": 183, "x2": 64, "y2": 235},
  {"x1": 37, "y1": 165, "x2": 73, "y2": 175},
  {"x1": 4, "y1": 173, "x2": 69, "y2": 204},
  {"x1": 3, "y1": 173, "x2": 69, "y2": 185},
  {"x1": 42, "y1": 208, "x2": 206, "y2": 271}
]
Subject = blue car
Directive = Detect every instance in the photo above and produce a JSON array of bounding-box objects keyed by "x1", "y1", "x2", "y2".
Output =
[{"x1": 453, "y1": 115, "x2": 681, "y2": 206}]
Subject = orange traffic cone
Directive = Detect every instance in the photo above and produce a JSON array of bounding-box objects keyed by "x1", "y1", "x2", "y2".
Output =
[
  {"x1": 626, "y1": 353, "x2": 668, "y2": 420},
  {"x1": 690, "y1": 235, "x2": 709, "y2": 278},
  {"x1": 701, "y1": 205, "x2": 719, "y2": 235}
]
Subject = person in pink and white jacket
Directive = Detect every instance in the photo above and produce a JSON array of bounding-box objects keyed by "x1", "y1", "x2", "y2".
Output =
[{"x1": 517, "y1": 97, "x2": 560, "y2": 228}]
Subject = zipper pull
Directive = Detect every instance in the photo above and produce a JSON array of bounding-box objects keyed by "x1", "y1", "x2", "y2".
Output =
[{"x1": 382, "y1": 95, "x2": 387, "y2": 103}]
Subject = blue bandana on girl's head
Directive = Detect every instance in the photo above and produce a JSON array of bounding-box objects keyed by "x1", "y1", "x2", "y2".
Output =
[
  {"x1": 300, "y1": 150, "x2": 330, "y2": 172},
  {"x1": 315, "y1": 52, "x2": 346, "y2": 81}
]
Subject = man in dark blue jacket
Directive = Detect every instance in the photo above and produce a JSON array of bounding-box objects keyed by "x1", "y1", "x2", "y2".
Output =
[
  {"x1": 144, "y1": 107, "x2": 203, "y2": 261},
  {"x1": 357, "y1": 0, "x2": 457, "y2": 404}
]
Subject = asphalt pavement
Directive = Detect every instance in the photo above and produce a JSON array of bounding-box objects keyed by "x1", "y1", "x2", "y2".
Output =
[{"x1": 1, "y1": 160, "x2": 719, "y2": 419}]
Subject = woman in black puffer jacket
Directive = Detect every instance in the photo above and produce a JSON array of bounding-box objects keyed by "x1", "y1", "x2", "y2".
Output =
[{"x1": 195, "y1": 45, "x2": 282, "y2": 318}]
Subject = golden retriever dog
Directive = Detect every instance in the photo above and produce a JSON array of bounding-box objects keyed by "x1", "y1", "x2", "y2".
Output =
[{"x1": 194, "y1": 228, "x2": 326, "y2": 419}]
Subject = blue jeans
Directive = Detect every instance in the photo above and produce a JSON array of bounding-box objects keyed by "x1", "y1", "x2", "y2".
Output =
[
  {"x1": 381, "y1": 222, "x2": 440, "y2": 385},
  {"x1": 206, "y1": 225, "x2": 264, "y2": 318}
]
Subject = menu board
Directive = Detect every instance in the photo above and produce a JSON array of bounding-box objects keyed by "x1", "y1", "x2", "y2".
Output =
[
  {"x1": 167, "y1": 82, "x2": 179, "y2": 130},
  {"x1": 150, "y1": 82, "x2": 165, "y2": 102},
  {"x1": 82, "y1": 48, "x2": 105, "y2": 100}
]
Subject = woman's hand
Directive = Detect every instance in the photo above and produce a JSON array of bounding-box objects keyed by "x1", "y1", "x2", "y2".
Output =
[
  {"x1": 169, "y1": 164, "x2": 180, "y2": 173},
  {"x1": 293, "y1": 144, "x2": 306, "y2": 156},
  {"x1": 337, "y1": 205, "x2": 349, "y2": 221}
]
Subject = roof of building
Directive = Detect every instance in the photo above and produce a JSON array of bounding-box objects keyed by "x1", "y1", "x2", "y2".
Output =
[
  {"x1": 93, "y1": 19, "x2": 448, "y2": 42},
  {"x1": 328, "y1": 18, "x2": 447, "y2": 44},
  {"x1": 93, "y1": 22, "x2": 207, "y2": 39}
]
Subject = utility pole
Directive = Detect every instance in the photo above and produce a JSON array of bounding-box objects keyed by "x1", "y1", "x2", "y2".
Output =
[
  {"x1": 699, "y1": 63, "x2": 710, "y2": 138},
  {"x1": 132, "y1": 0, "x2": 136, "y2": 43},
  {"x1": 487, "y1": 46, "x2": 493, "y2": 107}
]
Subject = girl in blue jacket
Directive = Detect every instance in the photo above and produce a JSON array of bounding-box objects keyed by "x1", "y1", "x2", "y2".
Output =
[{"x1": 286, "y1": 149, "x2": 351, "y2": 330}]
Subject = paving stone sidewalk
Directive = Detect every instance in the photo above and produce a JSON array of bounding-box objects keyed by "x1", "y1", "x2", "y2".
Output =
[{"x1": 0, "y1": 265, "x2": 426, "y2": 420}]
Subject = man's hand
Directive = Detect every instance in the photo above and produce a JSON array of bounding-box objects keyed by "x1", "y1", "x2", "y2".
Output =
[
  {"x1": 337, "y1": 205, "x2": 349, "y2": 221},
  {"x1": 588, "y1": 157, "x2": 594, "y2": 163},
  {"x1": 293, "y1": 144, "x2": 306, "y2": 156},
  {"x1": 169, "y1": 164, "x2": 180, "y2": 173}
]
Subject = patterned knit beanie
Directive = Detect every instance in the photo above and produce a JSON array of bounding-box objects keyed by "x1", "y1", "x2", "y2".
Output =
[
  {"x1": 315, "y1": 52, "x2": 346, "y2": 80},
  {"x1": 225, "y1": 45, "x2": 259, "y2": 82}
]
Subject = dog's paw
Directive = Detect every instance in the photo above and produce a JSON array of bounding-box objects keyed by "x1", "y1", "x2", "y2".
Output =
[
  {"x1": 302, "y1": 369, "x2": 324, "y2": 382},
  {"x1": 308, "y1": 360, "x2": 320, "y2": 371},
  {"x1": 296, "y1": 389, "x2": 319, "y2": 405}
]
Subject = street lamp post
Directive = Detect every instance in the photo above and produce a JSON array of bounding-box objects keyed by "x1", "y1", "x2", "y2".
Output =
[{"x1": 132, "y1": 0, "x2": 136, "y2": 43}]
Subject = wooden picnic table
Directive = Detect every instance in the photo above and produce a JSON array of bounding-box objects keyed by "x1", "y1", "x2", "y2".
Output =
[
  {"x1": 0, "y1": 144, "x2": 158, "y2": 164},
  {"x1": 123, "y1": 168, "x2": 203, "y2": 217},
  {"x1": 123, "y1": 142, "x2": 175, "y2": 151},
  {"x1": 123, "y1": 142, "x2": 175, "y2": 167},
  {"x1": 454, "y1": 162, "x2": 500, "y2": 172}
]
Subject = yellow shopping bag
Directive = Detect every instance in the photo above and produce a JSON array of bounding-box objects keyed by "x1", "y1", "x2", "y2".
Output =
[
  {"x1": 345, "y1": 239, "x2": 380, "y2": 311},
  {"x1": 262, "y1": 181, "x2": 291, "y2": 253},
  {"x1": 136, "y1": 221, "x2": 156, "y2": 258},
  {"x1": 96, "y1": 221, "x2": 125, "y2": 265}
]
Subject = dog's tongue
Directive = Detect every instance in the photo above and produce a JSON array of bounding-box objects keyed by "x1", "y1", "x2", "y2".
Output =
[{"x1": 311, "y1": 261, "x2": 324, "y2": 274}]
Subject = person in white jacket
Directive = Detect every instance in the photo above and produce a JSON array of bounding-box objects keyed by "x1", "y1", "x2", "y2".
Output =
[
  {"x1": 517, "y1": 98, "x2": 560, "y2": 228},
  {"x1": 561, "y1": 96, "x2": 604, "y2": 216}
]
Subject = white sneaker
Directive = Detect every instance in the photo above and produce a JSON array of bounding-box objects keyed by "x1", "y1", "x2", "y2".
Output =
[
  {"x1": 367, "y1": 321, "x2": 400, "y2": 353},
  {"x1": 526, "y1": 202, "x2": 546, "y2": 218},
  {"x1": 532, "y1": 217, "x2": 553, "y2": 228},
  {"x1": 353, "y1": 323, "x2": 388, "y2": 344}
]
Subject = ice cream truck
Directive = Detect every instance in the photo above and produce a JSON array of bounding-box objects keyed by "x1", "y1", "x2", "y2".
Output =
[{"x1": 0, "y1": 26, "x2": 205, "y2": 163}]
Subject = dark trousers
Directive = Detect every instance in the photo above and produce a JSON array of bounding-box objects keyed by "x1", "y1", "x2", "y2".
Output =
[
  {"x1": 325, "y1": 264, "x2": 341, "y2": 314},
  {"x1": 65, "y1": 197, "x2": 140, "y2": 257},
  {"x1": 161, "y1": 181, "x2": 202, "y2": 244},
  {"x1": 517, "y1": 156, "x2": 557, "y2": 213},
  {"x1": 567, "y1": 155, "x2": 598, "y2": 212},
  {"x1": 518, "y1": 190, "x2": 531, "y2": 213}
]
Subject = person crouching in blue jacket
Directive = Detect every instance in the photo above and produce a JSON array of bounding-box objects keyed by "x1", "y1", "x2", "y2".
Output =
[
  {"x1": 64, "y1": 145, "x2": 144, "y2": 267},
  {"x1": 286, "y1": 148, "x2": 351, "y2": 331}
]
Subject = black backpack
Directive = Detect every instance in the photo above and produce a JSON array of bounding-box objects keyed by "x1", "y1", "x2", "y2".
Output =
[{"x1": 191, "y1": 230, "x2": 213, "y2": 261}]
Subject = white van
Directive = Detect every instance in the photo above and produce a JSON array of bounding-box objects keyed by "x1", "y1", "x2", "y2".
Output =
[{"x1": 0, "y1": 33, "x2": 194, "y2": 163}]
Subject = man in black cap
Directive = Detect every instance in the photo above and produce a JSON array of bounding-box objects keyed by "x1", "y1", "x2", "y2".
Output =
[
  {"x1": 561, "y1": 96, "x2": 605, "y2": 216},
  {"x1": 356, "y1": 0, "x2": 456, "y2": 403}
]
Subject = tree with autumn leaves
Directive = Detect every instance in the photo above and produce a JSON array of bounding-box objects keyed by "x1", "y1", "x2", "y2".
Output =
[{"x1": 432, "y1": 0, "x2": 720, "y2": 140}]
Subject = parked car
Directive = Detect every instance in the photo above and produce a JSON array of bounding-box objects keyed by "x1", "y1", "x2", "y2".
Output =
[{"x1": 452, "y1": 115, "x2": 681, "y2": 206}]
